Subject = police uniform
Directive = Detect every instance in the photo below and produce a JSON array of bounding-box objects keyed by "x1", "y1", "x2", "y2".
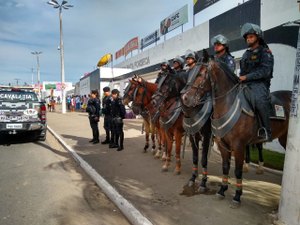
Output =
[
  {"x1": 110, "y1": 92, "x2": 126, "y2": 151},
  {"x1": 86, "y1": 97, "x2": 101, "y2": 143},
  {"x1": 216, "y1": 53, "x2": 235, "y2": 73},
  {"x1": 240, "y1": 41, "x2": 274, "y2": 140},
  {"x1": 101, "y1": 93, "x2": 112, "y2": 144}
]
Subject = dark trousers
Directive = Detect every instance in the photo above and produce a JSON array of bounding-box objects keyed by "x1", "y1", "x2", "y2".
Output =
[
  {"x1": 111, "y1": 118, "x2": 124, "y2": 148},
  {"x1": 89, "y1": 117, "x2": 99, "y2": 141},
  {"x1": 103, "y1": 115, "x2": 112, "y2": 142}
]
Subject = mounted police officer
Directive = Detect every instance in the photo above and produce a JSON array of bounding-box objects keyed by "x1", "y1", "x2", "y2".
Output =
[
  {"x1": 211, "y1": 34, "x2": 235, "y2": 73},
  {"x1": 155, "y1": 60, "x2": 172, "y2": 84},
  {"x1": 239, "y1": 23, "x2": 274, "y2": 141},
  {"x1": 101, "y1": 86, "x2": 112, "y2": 145},
  {"x1": 109, "y1": 89, "x2": 126, "y2": 151},
  {"x1": 86, "y1": 90, "x2": 101, "y2": 144}
]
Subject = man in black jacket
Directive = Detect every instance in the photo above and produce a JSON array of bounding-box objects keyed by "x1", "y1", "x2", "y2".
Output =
[
  {"x1": 109, "y1": 89, "x2": 126, "y2": 151},
  {"x1": 86, "y1": 90, "x2": 101, "y2": 144},
  {"x1": 239, "y1": 23, "x2": 274, "y2": 141},
  {"x1": 101, "y1": 86, "x2": 112, "y2": 144}
]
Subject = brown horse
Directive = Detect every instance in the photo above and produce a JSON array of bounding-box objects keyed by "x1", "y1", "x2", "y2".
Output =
[
  {"x1": 182, "y1": 60, "x2": 291, "y2": 205},
  {"x1": 150, "y1": 76, "x2": 185, "y2": 174},
  {"x1": 123, "y1": 78, "x2": 164, "y2": 157}
]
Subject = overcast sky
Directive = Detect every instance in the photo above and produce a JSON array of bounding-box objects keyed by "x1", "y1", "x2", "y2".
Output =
[{"x1": 0, "y1": 0, "x2": 243, "y2": 86}]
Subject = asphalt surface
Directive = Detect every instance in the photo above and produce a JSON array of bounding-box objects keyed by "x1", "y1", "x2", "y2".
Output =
[
  {"x1": 0, "y1": 132, "x2": 130, "y2": 225},
  {"x1": 47, "y1": 109, "x2": 283, "y2": 225}
]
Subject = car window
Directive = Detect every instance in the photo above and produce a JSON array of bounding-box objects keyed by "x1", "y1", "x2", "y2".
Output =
[{"x1": 0, "y1": 91, "x2": 38, "y2": 102}]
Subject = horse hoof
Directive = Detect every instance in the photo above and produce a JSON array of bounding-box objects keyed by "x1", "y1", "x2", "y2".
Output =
[
  {"x1": 216, "y1": 193, "x2": 225, "y2": 200},
  {"x1": 198, "y1": 186, "x2": 207, "y2": 193},
  {"x1": 230, "y1": 199, "x2": 241, "y2": 209},
  {"x1": 188, "y1": 180, "x2": 195, "y2": 187},
  {"x1": 174, "y1": 170, "x2": 181, "y2": 175},
  {"x1": 161, "y1": 166, "x2": 168, "y2": 172},
  {"x1": 256, "y1": 169, "x2": 264, "y2": 175}
]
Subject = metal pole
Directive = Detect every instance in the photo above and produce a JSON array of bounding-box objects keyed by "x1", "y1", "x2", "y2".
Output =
[
  {"x1": 278, "y1": 23, "x2": 300, "y2": 225},
  {"x1": 37, "y1": 54, "x2": 41, "y2": 96},
  {"x1": 59, "y1": 7, "x2": 66, "y2": 114}
]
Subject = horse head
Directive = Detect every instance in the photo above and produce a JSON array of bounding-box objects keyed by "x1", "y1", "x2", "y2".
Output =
[
  {"x1": 123, "y1": 78, "x2": 139, "y2": 105},
  {"x1": 181, "y1": 62, "x2": 212, "y2": 108}
]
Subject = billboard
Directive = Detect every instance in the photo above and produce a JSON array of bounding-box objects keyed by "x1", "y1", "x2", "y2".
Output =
[
  {"x1": 193, "y1": 0, "x2": 220, "y2": 15},
  {"x1": 115, "y1": 47, "x2": 124, "y2": 60},
  {"x1": 140, "y1": 30, "x2": 160, "y2": 49},
  {"x1": 160, "y1": 4, "x2": 188, "y2": 35},
  {"x1": 124, "y1": 37, "x2": 139, "y2": 56}
]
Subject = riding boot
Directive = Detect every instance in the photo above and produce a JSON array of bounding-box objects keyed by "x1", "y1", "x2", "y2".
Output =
[
  {"x1": 117, "y1": 132, "x2": 124, "y2": 151},
  {"x1": 257, "y1": 103, "x2": 272, "y2": 142}
]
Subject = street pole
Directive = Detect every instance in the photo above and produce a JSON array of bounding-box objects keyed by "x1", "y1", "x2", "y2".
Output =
[
  {"x1": 278, "y1": 21, "x2": 300, "y2": 225},
  {"x1": 31, "y1": 51, "x2": 42, "y2": 96},
  {"x1": 59, "y1": 6, "x2": 66, "y2": 114},
  {"x1": 47, "y1": 0, "x2": 73, "y2": 114}
]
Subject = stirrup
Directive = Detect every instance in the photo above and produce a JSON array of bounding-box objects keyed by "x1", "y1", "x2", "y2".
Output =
[{"x1": 257, "y1": 127, "x2": 271, "y2": 142}]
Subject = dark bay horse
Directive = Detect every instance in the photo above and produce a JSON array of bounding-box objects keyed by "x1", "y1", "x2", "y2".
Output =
[
  {"x1": 182, "y1": 60, "x2": 291, "y2": 205},
  {"x1": 123, "y1": 78, "x2": 164, "y2": 157}
]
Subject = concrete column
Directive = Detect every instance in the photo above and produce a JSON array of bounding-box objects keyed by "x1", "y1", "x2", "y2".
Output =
[{"x1": 278, "y1": 24, "x2": 300, "y2": 225}]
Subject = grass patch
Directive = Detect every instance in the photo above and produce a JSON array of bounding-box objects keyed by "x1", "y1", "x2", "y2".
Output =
[{"x1": 249, "y1": 147, "x2": 285, "y2": 171}]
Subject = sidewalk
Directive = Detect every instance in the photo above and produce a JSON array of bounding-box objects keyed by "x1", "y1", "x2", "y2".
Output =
[{"x1": 47, "y1": 109, "x2": 283, "y2": 225}]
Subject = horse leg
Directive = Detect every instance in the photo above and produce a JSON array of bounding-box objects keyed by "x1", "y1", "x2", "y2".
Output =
[
  {"x1": 154, "y1": 129, "x2": 162, "y2": 159},
  {"x1": 199, "y1": 129, "x2": 211, "y2": 193},
  {"x1": 188, "y1": 135, "x2": 199, "y2": 186},
  {"x1": 174, "y1": 131, "x2": 183, "y2": 175},
  {"x1": 162, "y1": 134, "x2": 172, "y2": 172},
  {"x1": 256, "y1": 143, "x2": 264, "y2": 174},
  {"x1": 243, "y1": 145, "x2": 250, "y2": 173},
  {"x1": 144, "y1": 132, "x2": 150, "y2": 152},
  {"x1": 232, "y1": 147, "x2": 245, "y2": 206},
  {"x1": 216, "y1": 143, "x2": 231, "y2": 199},
  {"x1": 151, "y1": 130, "x2": 156, "y2": 155}
]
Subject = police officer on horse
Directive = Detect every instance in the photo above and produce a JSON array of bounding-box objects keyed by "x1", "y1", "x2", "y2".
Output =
[
  {"x1": 155, "y1": 60, "x2": 172, "y2": 84},
  {"x1": 239, "y1": 23, "x2": 274, "y2": 141},
  {"x1": 211, "y1": 34, "x2": 235, "y2": 73}
]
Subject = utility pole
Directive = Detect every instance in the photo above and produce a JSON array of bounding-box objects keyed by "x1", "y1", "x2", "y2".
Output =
[{"x1": 278, "y1": 20, "x2": 300, "y2": 225}]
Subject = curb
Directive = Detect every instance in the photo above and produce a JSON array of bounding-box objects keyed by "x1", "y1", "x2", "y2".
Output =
[
  {"x1": 48, "y1": 126, "x2": 154, "y2": 225},
  {"x1": 212, "y1": 146, "x2": 283, "y2": 176}
]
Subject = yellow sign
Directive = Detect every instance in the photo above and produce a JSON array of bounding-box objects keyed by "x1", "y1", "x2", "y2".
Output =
[{"x1": 97, "y1": 53, "x2": 112, "y2": 67}]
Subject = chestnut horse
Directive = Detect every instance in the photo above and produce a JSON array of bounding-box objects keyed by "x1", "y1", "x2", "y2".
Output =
[
  {"x1": 123, "y1": 78, "x2": 164, "y2": 157},
  {"x1": 123, "y1": 79, "x2": 156, "y2": 153},
  {"x1": 182, "y1": 60, "x2": 291, "y2": 205}
]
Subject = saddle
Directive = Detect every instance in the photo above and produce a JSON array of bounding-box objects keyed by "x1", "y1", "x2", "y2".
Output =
[{"x1": 243, "y1": 87, "x2": 286, "y2": 120}]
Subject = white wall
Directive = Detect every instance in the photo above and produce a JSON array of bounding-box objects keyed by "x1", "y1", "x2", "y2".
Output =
[{"x1": 261, "y1": 0, "x2": 299, "y2": 30}]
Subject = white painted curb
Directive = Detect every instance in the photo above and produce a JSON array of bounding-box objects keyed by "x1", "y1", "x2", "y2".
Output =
[{"x1": 48, "y1": 126, "x2": 154, "y2": 225}]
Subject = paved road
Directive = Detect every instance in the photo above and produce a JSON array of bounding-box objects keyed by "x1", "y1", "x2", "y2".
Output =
[
  {"x1": 47, "y1": 110, "x2": 283, "y2": 225},
  {"x1": 0, "y1": 133, "x2": 130, "y2": 225}
]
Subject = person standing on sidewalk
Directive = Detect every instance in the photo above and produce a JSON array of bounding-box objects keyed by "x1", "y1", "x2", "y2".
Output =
[
  {"x1": 101, "y1": 86, "x2": 112, "y2": 145},
  {"x1": 109, "y1": 89, "x2": 126, "y2": 151},
  {"x1": 86, "y1": 90, "x2": 101, "y2": 144}
]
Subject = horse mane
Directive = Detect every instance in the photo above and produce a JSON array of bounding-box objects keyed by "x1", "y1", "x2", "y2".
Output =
[{"x1": 212, "y1": 60, "x2": 239, "y2": 84}]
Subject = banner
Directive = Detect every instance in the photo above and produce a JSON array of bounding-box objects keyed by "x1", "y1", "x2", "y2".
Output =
[
  {"x1": 160, "y1": 4, "x2": 188, "y2": 35},
  {"x1": 124, "y1": 37, "x2": 139, "y2": 56},
  {"x1": 115, "y1": 48, "x2": 124, "y2": 60},
  {"x1": 141, "y1": 30, "x2": 160, "y2": 49},
  {"x1": 194, "y1": 0, "x2": 220, "y2": 15}
]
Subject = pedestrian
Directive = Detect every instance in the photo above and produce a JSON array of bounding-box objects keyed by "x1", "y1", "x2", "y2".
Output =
[
  {"x1": 86, "y1": 90, "x2": 101, "y2": 144},
  {"x1": 239, "y1": 23, "x2": 274, "y2": 141},
  {"x1": 211, "y1": 34, "x2": 236, "y2": 73},
  {"x1": 109, "y1": 89, "x2": 126, "y2": 151},
  {"x1": 101, "y1": 86, "x2": 112, "y2": 145}
]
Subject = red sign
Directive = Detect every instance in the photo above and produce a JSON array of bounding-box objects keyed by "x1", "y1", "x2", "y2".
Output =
[
  {"x1": 115, "y1": 47, "x2": 124, "y2": 60},
  {"x1": 124, "y1": 37, "x2": 139, "y2": 56}
]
